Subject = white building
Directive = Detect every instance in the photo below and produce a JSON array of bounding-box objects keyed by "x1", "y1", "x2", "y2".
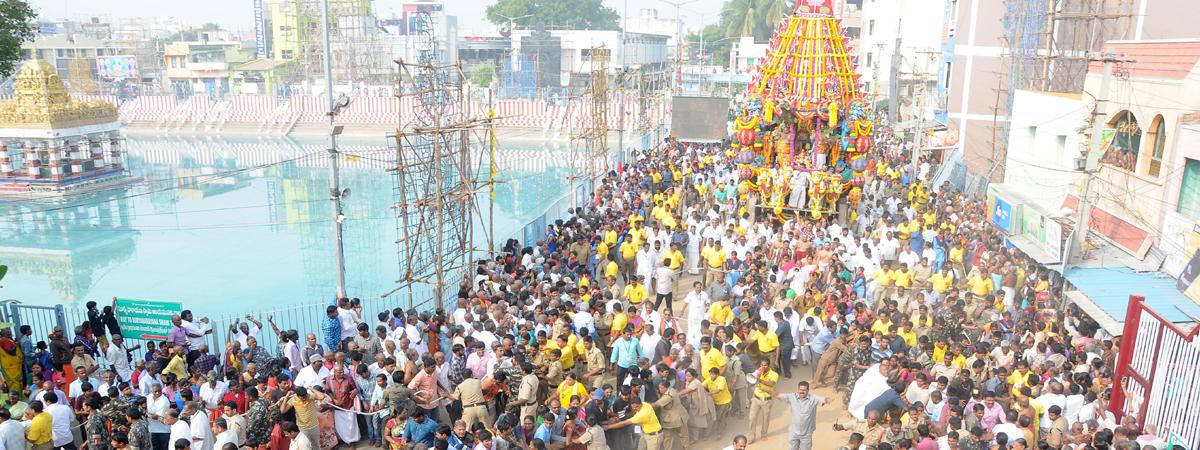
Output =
[
  {"x1": 626, "y1": 9, "x2": 680, "y2": 48},
  {"x1": 998, "y1": 90, "x2": 1088, "y2": 210},
  {"x1": 857, "y1": 0, "x2": 945, "y2": 117},
  {"x1": 508, "y1": 29, "x2": 669, "y2": 75},
  {"x1": 730, "y1": 37, "x2": 768, "y2": 74}
]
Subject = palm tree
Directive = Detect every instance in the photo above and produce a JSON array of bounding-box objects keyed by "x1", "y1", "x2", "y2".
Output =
[{"x1": 719, "y1": 0, "x2": 796, "y2": 43}]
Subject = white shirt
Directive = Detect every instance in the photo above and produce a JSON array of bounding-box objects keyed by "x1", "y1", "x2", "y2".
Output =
[
  {"x1": 215, "y1": 430, "x2": 239, "y2": 449},
  {"x1": 294, "y1": 365, "x2": 331, "y2": 389},
  {"x1": 199, "y1": 381, "x2": 230, "y2": 410},
  {"x1": 232, "y1": 325, "x2": 261, "y2": 350},
  {"x1": 993, "y1": 423, "x2": 1023, "y2": 443},
  {"x1": 46, "y1": 403, "x2": 75, "y2": 446},
  {"x1": 289, "y1": 432, "x2": 315, "y2": 450},
  {"x1": 170, "y1": 420, "x2": 192, "y2": 447},
  {"x1": 337, "y1": 308, "x2": 359, "y2": 340},
  {"x1": 69, "y1": 376, "x2": 101, "y2": 398},
  {"x1": 106, "y1": 344, "x2": 132, "y2": 377},
  {"x1": 1036, "y1": 393, "x2": 1066, "y2": 428},
  {"x1": 190, "y1": 409, "x2": 215, "y2": 450},
  {"x1": 181, "y1": 319, "x2": 212, "y2": 348},
  {"x1": 147, "y1": 394, "x2": 172, "y2": 433},
  {"x1": 140, "y1": 372, "x2": 163, "y2": 397}
]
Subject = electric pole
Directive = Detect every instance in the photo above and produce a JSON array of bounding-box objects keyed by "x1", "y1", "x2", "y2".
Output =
[
  {"x1": 1070, "y1": 52, "x2": 1122, "y2": 267},
  {"x1": 321, "y1": 0, "x2": 348, "y2": 299}
]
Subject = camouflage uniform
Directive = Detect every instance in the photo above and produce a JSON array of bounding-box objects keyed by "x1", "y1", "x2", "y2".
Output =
[
  {"x1": 128, "y1": 419, "x2": 152, "y2": 450},
  {"x1": 245, "y1": 397, "x2": 272, "y2": 446}
]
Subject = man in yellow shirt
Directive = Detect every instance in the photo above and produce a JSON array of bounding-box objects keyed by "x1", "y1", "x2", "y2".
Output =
[
  {"x1": 699, "y1": 337, "x2": 726, "y2": 375},
  {"x1": 624, "y1": 277, "x2": 648, "y2": 305},
  {"x1": 927, "y1": 267, "x2": 954, "y2": 303},
  {"x1": 619, "y1": 239, "x2": 639, "y2": 282},
  {"x1": 747, "y1": 359, "x2": 778, "y2": 443},
  {"x1": 604, "y1": 401, "x2": 663, "y2": 450},
  {"x1": 704, "y1": 367, "x2": 733, "y2": 421},
  {"x1": 747, "y1": 321, "x2": 780, "y2": 369},
  {"x1": 708, "y1": 299, "x2": 732, "y2": 326},
  {"x1": 26, "y1": 401, "x2": 53, "y2": 450},
  {"x1": 663, "y1": 243, "x2": 685, "y2": 271},
  {"x1": 604, "y1": 259, "x2": 620, "y2": 280},
  {"x1": 967, "y1": 270, "x2": 994, "y2": 299},
  {"x1": 872, "y1": 264, "x2": 894, "y2": 305},
  {"x1": 704, "y1": 245, "x2": 727, "y2": 286}
]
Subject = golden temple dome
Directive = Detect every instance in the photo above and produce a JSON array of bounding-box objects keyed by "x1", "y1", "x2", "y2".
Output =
[{"x1": 0, "y1": 59, "x2": 119, "y2": 130}]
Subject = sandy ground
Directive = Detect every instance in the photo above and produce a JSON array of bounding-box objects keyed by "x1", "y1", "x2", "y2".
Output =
[{"x1": 659, "y1": 273, "x2": 857, "y2": 450}]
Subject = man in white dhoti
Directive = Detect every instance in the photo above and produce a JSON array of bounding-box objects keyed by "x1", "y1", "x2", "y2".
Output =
[{"x1": 325, "y1": 365, "x2": 361, "y2": 444}]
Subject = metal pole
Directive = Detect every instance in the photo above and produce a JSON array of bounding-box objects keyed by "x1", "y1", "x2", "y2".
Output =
[
  {"x1": 1072, "y1": 53, "x2": 1114, "y2": 267},
  {"x1": 321, "y1": 0, "x2": 348, "y2": 299},
  {"x1": 488, "y1": 88, "x2": 496, "y2": 258},
  {"x1": 619, "y1": 0, "x2": 627, "y2": 159}
]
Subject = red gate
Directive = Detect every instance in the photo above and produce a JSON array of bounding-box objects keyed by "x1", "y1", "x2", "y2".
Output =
[{"x1": 1111, "y1": 295, "x2": 1200, "y2": 447}]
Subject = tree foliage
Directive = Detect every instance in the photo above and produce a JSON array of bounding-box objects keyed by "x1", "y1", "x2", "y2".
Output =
[
  {"x1": 685, "y1": 24, "x2": 731, "y2": 66},
  {"x1": 469, "y1": 62, "x2": 496, "y2": 87},
  {"x1": 0, "y1": 0, "x2": 37, "y2": 78},
  {"x1": 719, "y1": 0, "x2": 793, "y2": 43},
  {"x1": 486, "y1": 0, "x2": 619, "y2": 31}
]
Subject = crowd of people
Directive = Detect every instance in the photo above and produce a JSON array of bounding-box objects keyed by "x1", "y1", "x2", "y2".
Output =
[{"x1": 0, "y1": 125, "x2": 1171, "y2": 450}]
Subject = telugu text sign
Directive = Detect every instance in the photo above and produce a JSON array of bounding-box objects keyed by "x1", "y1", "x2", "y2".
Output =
[{"x1": 114, "y1": 298, "x2": 181, "y2": 340}]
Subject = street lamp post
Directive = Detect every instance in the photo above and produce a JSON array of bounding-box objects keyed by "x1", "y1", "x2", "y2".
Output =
[
  {"x1": 658, "y1": 0, "x2": 699, "y2": 94},
  {"x1": 320, "y1": 0, "x2": 348, "y2": 300}
]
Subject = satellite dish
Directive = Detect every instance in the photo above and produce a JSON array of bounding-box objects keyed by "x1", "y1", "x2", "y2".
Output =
[{"x1": 499, "y1": 24, "x2": 512, "y2": 37}]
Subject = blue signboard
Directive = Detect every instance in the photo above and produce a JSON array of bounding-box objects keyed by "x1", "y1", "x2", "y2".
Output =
[
  {"x1": 993, "y1": 197, "x2": 1014, "y2": 234},
  {"x1": 253, "y1": 0, "x2": 267, "y2": 58}
]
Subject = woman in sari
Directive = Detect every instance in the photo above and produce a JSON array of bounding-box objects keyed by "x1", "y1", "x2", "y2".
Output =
[
  {"x1": 678, "y1": 368, "x2": 716, "y2": 440},
  {"x1": 382, "y1": 412, "x2": 405, "y2": 450},
  {"x1": 0, "y1": 329, "x2": 23, "y2": 395}
]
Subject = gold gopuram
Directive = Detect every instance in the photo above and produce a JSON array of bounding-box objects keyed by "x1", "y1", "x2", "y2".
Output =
[{"x1": 0, "y1": 60, "x2": 127, "y2": 196}]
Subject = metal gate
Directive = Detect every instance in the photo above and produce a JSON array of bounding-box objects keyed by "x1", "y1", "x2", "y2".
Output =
[
  {"x1": 0, "y1": 302, "x2": 68, "y2": 341},
  {"x1": 1112, "y1": 295, "x2": 1200, "y2": 448}
]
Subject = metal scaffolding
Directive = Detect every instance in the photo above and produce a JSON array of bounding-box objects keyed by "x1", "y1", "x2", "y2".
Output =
[
  {"x1": 276, "y1": 0, "x2": 391, "y2": 85},
  {"x1": 569, "y1": 46, "x2": 610, "y2": 195},
  {"x1": 988, "y1": 0, "x2": 1134, "y2": 178},
  {"x1": 387, "y1": 6, "x2": 489, "y2": 310}
]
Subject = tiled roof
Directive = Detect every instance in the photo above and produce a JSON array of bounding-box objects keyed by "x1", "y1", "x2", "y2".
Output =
[{"x1": 1089, "y1": 39, "x2": 1200, "y2": 80}]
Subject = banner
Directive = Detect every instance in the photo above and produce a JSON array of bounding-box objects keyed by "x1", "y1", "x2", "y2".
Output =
[
  {"x1": 253, "y1": 0, "x2": 268, "y2": 58},
  {"x1": 114, "y1": 298, "x2": 182, "y2": 340},
  {"x1": 96, "y1": 56, "x2": 137, "y2": 79}
]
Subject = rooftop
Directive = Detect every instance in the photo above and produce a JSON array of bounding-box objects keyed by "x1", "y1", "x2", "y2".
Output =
[{"x1": 1089, "y1": 39, "x2": 1200, "y2": 80}]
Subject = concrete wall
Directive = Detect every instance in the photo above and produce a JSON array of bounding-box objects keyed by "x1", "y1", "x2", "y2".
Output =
[
  {"x1": 943, "y1": 0, "x2": 1008, "y2": 179},
  {"x1": 1002, "y1": 90, "x2": 1088, "y2": 211}
]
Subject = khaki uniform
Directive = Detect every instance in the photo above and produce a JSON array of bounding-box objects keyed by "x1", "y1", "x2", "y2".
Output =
[
  {"x1": 517, "y1": 374, "x2": 539, "y2": 420},
  {"x1": 652, "y1": 388, "x2": 689, "y2": 450},
  {"x1": 583, "y1": 346, "x2": 607, "y2": 390},
  {"x1": 451, "y1": 378, "x2": 488, "y2": 430}
]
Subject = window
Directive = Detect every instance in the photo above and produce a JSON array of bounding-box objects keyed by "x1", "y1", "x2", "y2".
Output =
[
  {"x1": 1055, "y1": 135, "x2": 1067, "y2": 160},
  {"x1": 281, "y1": 49, "x2": 294, "y2": 59},
  {"x1": 1026, "y1": 126, "x2": 1037, "y2": 143},
  {"x1": 1103, "y1": 110, "x2": 1141, "y2": 172},
  {"x1": 1147, "y1": 114, "x2": 1166, "y2": 177},
  {"x1": 866, "y1": 52, "x2": 873, "y2": 68},
  {"x1": 869, "y1": 20, "x2": 875, "y2": 35},
  {"x1": 943, "y1": 62, "x2": 952, "y2": 91},
  {"x1": 1179, "y1": 159, "x2": 1200, "y2": 220}
]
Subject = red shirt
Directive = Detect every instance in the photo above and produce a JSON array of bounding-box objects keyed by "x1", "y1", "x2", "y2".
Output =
[{"x1": 222, "y1": 390, "x2": 247, "y2": 413}]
